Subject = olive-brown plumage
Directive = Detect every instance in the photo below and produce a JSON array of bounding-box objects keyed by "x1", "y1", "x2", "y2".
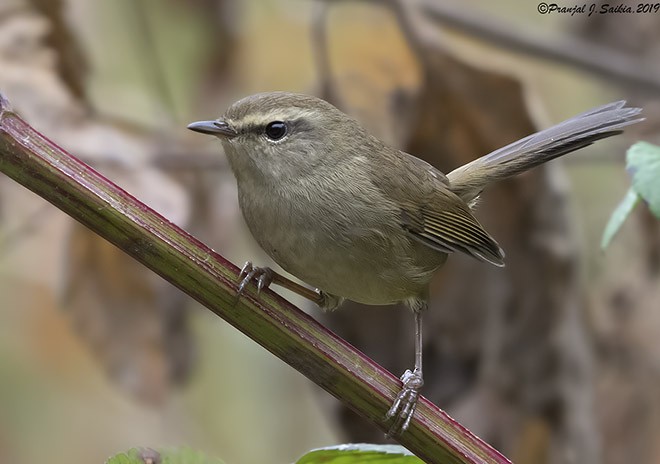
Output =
[{"x1": 188, "y1": 92, "x2": 642, "y2": 433}]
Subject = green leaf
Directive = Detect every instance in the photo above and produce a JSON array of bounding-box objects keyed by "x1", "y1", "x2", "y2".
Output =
[
  {"x1": 601, "y1": 187, "x2": 640, "y2": 250},
  {"x1": 106, "y1": 448, "x2": 224, "y2": 464},
  {"x1": 627, "y1": 141, "x2": 660, "y2": 219},
  {"x1": 107, "y1": 449, "x2": 144, "y2": 464},
  {"x1": 295, "y1": 443, "x2": 423, "y2": 464}
]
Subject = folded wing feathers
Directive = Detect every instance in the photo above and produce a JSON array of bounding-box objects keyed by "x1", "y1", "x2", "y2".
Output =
[{"x1": 404, "y1": 207, "x2": 505, "y2": 267}]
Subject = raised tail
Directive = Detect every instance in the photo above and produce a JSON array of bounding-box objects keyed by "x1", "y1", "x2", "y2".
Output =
[{"x1": 447, "y1": 101, "x2": 643, "y2": 202}]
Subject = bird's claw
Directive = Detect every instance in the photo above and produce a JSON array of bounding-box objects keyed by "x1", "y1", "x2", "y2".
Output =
[
  {"x1": 386, "y1": 369, "x2": 424, "y2": 435},
  {"x1": 237, "y1": 262, "x2": 273, "y2": 296},
  {"x1": 317, "y1": 290, "x2": 344, "y2": 311}
]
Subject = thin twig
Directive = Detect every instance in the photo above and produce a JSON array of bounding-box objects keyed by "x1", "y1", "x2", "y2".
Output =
[
  {"x1": 310, "y1": 1, "x2": 333, "y2": 97},
  {"x1": 417, "y1": 0, "x2": 660, "y2": 94},
  {"x1": 310, "y1": 0, "x2": 349, "y2": 108}
]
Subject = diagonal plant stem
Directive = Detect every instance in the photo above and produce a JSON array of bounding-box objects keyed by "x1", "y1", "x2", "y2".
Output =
[{"x1": 0, "y1": 93, "x2": 511, "y2": 464}]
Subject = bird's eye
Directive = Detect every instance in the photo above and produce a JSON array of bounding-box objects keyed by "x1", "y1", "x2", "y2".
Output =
[{"x1": 264, "y1": 121, "x2": 287, "y2": 141}]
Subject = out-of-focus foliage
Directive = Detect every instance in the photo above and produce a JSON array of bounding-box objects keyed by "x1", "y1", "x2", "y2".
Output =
[
  {"x1": 106, "y1": 447, "x2": 224, "y2": 464},
  {"x1": 601, "y1": 187, "x2": 640, "y2": 249},
  {"x1": 628, "y1": 142, "x2": 660, "y2": 217},
  {"x1": 104, "y1": 444, "x2": 427, "y2": 464},
  {"x1": 0, "y1": 0, "x2": 658, "y2": 463},
  {"x1": 602, "y1": 142, "x2": 660, "y2": 248},
  {"x1": 295, "y1": 443, "x2": 421, "y2": 464}
]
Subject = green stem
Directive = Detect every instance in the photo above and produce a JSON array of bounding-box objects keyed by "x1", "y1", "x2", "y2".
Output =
[{"x1": 0, "y1": 93, "x2": 510, "y2": 464}]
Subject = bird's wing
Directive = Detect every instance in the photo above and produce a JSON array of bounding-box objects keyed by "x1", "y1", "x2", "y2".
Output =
[
  {"x1": 400, "y1": 201, "x2": 505, "y2": 267},
  {"x1": 372, "y1": 150, "x2": 505, "y2": 267}
]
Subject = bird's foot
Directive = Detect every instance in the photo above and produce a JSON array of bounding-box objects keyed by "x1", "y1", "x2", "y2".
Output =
[
  {"x1": 237, "y1": 262, "x2": 273, "y2": 296},
  {"x1": 317, "y1": 290, "x2": 344, "y2": 311},
  {"x1": 386, "y1": 368, "x2": 424, "y2": 435}
]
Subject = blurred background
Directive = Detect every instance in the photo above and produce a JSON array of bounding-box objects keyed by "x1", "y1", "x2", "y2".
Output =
[{"x1": 0, "y1": 0, "x2": 659, "y2": 463}]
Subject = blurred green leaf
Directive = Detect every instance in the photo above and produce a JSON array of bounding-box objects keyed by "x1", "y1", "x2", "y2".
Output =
[
  {"x1": 106, "y1": 449, "x2": 143, "y2": 464},
  {"x1": 295, "y1": 443, "x2": 423, "y2": 463},
  {"x1": 106, "y1": 448, "x2": 223, "y2": 464},
  {"x1": 627, "y1": 141, "x2": 660, "y2": 218},
  {"x1": 601, "y1": 187, "x2": 640, "y2": 250},
  {"x1": 602, "y1": 142, "x2": 660, "y2": 249}
]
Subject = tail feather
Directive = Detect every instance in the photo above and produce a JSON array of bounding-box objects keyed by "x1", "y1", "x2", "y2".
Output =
[{"x1": 447, "y1": 101, "x2": 643, "y2": 202}]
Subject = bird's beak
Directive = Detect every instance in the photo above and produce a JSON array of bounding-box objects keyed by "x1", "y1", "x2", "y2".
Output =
[{"x1": 187, "y1": 120, "x2": 237, "y2": 138}]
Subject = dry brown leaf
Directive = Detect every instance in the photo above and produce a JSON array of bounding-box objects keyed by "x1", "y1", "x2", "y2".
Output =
[
  {"x1": 28, "y1": 0, "x2": 88, "y2": 102},
  {"x1": 0, "y1": 3, "x2": 196, "y2": 405}
]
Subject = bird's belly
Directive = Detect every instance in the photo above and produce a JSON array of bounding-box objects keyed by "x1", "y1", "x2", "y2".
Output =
[
  {"x1": 263, "y1": 229, "x2": 422, "y2": 305},
  {"x1": 238, "y1": 186, "x2": 445, "y2": 305}
]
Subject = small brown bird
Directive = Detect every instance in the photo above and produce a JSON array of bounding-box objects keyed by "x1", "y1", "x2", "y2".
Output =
[{"x1": 188, "y1": 93, "x2": 641, "y2": 433}]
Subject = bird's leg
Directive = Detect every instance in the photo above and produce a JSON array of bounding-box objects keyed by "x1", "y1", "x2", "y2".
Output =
[
  {"x1": 237, "y1": 261, "x2": 326, "y2": 306},
  {"x1": 386, "y1": 307, "x2": 424, "y2": 435}
]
